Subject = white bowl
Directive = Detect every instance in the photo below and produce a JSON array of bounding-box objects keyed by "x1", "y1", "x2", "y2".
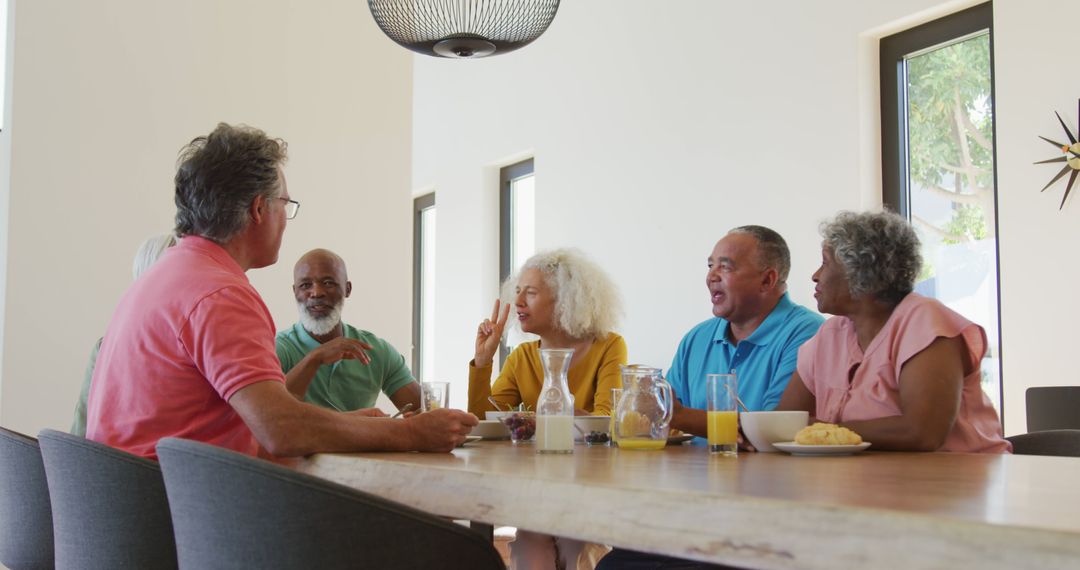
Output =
[
  {"x1": 740, "y1": 411, "x2": 809, "y2": 452},
  {"x1": 485, "y1": 411, "x2": 518, "y2": 422},
  {"x1": 574, "y1": 416, "x2": 611, "y2": 442},
  {"x1": 472, "y1": 419, "x2": 511, "y2": 439}
]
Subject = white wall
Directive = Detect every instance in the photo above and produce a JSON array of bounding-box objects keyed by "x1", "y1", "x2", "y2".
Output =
[
  {"x1": 994, "y1": 0, "x2": 1080, "y2": 434},
  {"x1": 413, "y1": 0, "x2": 1071, "y2": 435},
  {"x1": 0, "y1": 0, "x2": 413, "y2": 435}
]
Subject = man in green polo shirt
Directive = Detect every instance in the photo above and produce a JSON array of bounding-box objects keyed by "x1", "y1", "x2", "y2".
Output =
[{"x1": 276, "y1": 249, "x2": 421, "y2": 413}]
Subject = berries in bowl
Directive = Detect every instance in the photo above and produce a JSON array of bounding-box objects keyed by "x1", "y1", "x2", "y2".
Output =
[{"x1": 499, "y1": 411, "x2": 537, "y2": 444}]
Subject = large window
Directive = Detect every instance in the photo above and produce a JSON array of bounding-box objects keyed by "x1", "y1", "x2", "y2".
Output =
[
  {"x1": 499, "y1": 159, "x2": 535, "y2": 363},
  {"x1": 881, "y1": 2, "x2": 1002, "y2": 412},
  {"x1": 412, "y1": 193, "x2": 436, "y2": 381}
]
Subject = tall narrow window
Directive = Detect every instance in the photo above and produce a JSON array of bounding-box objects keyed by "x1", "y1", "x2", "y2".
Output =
[
  {"x1": 881, "y1": 2, "x2": 1001, "y2": 412},
  {"x1": 499, "y1": 159, "x2": 535, "y2": 364},
  {"x1": 412, "y1": 193, "x2": 436, "y2": 381}
]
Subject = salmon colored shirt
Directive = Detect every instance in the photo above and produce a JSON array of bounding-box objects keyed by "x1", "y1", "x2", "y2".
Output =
[
  {"x1": 796, "y1": 293, "x2": 1010, "y2": 453},
  {"x1": 86, "y1": 236, "x2": 285, "y2": 460},
  {"x1": 468, "y1": 333, "x2": 628, "y2": 416}
]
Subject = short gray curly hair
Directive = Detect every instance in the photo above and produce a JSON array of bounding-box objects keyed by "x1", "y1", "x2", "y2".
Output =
[
  {"x1": 504, "y1": 248, "x2": 622, "y2": 340},
  {"x1": 728, "y1": 225, "x2": 791, "y2": 285},
  {"x1": 820, "y1": 210, "x2": 922, "y2": 305}
]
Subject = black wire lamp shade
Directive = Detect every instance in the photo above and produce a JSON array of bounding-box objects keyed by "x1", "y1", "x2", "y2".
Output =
[{"x1": 368, "y1": 0, "x2": 561, "y2": 59}]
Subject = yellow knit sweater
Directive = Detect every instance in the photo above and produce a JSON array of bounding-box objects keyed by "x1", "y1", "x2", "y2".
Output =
[{"x1": 468, "y1": 333, "x2": 628, "y2": 416}]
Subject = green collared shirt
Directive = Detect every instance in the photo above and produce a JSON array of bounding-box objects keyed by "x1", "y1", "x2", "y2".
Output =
[{"x1": 275, "y1": 322, "x2": 415, "y2": 411}]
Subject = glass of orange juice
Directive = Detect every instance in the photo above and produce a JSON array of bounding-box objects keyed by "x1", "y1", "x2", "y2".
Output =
[{"x1": 706, "y1": 374, "x2": 738, "y2": 456}]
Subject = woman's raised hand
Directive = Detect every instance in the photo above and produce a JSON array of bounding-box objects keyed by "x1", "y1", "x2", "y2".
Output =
[{"x1": 474, "y1": 299, "x2": 511, "y2": 367}]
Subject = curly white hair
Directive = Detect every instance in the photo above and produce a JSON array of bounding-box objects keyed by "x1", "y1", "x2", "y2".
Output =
[{"x1": 502, "y1": 248, "x2": 622, "y2": 340}]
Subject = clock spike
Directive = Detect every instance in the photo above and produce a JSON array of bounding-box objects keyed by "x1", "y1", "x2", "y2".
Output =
[
  {"x1": 1042, "y1": 164, "x2": 1073, "y2": 192},
  {"x1": 1035, "y1": 156, "x2": 1069, "y2": 165},
  {"x1": 1058, "y1": 170, "x2": 1078, "y2": 210},
  {"x1": 1055, "y1": 111, "x2": 1077, "y2": 145},
  {"x1": 1039, "y1": 136, "x2": 1068, "y2": 149}
]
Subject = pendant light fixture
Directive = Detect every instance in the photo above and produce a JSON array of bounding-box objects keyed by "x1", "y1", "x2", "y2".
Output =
[{"x1": 368, "y1": 1, "x2": 561, "y2": 59}]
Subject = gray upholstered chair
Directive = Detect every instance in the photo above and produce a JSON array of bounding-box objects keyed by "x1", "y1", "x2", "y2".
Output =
[
  {"x1": 0, "y1": 427, "x2": 54, "y2": 570},
  {"x1": 1026, "y1": 386, "x2": 1080, "y2": 432},
  {"x1": 37, "y1": 429, "x2": 177, "y2": 570},
  {"x1": 156, "y1": 437, "x2": 505, "y2": 570},
  {"x1": 1007, "y1": 429, "x2": 1080, "y2": 457}
]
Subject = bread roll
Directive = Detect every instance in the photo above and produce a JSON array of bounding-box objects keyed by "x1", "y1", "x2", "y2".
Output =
[{"x1": 794, "y1": 422, "x2": 863, "y2": 445}]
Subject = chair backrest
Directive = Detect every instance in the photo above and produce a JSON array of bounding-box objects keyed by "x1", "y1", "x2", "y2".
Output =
[
  {"x1": 37, "y1": 430, "x2": 177, "y2": 570},
  {"x1": 156, "y1": 437, "x2": 505, "y2": 570},
  {"x1": 1006, "y1": 429, "x2": 1080, "y2": 457},
  {"x1": 0, "y1": 427, "x2": 54, "y2": 570},
  {"x1": 1026, "y1": 386, "x2": 1080, "y2": 432}
]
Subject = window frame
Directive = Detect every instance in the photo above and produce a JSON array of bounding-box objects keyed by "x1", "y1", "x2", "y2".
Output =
[
  {"x1": 498, "y1": 158, "x2": 535, "y2": 365},
  {"x1": 412, "y1": 192, "x2": 435, "y2": 380},
  {"x1": 879, "y1": 1, "x2": 1004, "y2": 417},
  {"x1": 880, "y1": 2, "x2": 995, "y2": 214},
  {"x1": 499, "y1": 158, "x2": 535, "y2": 283}
]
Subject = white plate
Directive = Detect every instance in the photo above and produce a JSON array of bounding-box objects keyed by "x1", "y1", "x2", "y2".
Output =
[
  {"x1": 457, "y1": 435, "x2": 483, "y2": 447},
  {"x1": 472, "y1": 420, "x2": 511, "y2": 440},
  {"x1": 773, "y1": 441, "x2": 871, "y2": 456}
]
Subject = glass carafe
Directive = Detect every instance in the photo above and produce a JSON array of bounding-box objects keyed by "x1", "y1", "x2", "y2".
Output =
[
  {"x1": 613, "y1": 365, "x2": 674, "y2": 450},
  {"x1": 536, "y1": 348, "x2": 575, "y2": 454}
]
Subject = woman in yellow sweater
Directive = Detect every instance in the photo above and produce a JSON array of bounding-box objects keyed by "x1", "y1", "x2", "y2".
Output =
[
  {"x1": 469, "y1": 248, "x2": 626, "y2": 570},
  {"x1": 469, "y1": 248, "x2": 627, "y2": 417}
]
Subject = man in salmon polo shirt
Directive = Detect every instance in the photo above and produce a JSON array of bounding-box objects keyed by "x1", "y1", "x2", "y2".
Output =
[{"x1": 86, "y1": 123, "x2": 476, "y2": 460}]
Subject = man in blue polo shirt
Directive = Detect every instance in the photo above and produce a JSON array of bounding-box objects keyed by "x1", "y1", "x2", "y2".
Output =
[
  {"x1": 598, "y1": 226, "x2": 824, "y2": 570},
  {"x1": 668, "y1": 225, "x2": 824, "y2": 440},
  {"x1": 276, "y1": 249, "x2": 420, "y2": 413}
]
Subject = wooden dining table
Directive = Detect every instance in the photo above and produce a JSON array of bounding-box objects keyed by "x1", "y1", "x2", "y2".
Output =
[{"x1": 289, "y1": 441, "x2": 1080, "y2": 569}]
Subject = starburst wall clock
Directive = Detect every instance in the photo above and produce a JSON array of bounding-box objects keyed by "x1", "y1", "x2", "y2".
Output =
[{"x1": 1036, "y1": 99, "x2": 1080, "y2": 210}]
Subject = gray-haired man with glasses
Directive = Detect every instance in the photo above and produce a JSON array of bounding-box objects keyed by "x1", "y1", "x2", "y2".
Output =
[{"x1": 87, "y1": 122, "x2": 475, "y2": 461}]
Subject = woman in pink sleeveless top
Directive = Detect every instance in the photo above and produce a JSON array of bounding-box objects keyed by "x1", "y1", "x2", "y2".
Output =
[{"x1": 778, "y1": 211, "x2": 1009, "y2": 453}]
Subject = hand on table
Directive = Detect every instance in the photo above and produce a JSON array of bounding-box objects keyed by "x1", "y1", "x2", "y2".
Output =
[
  {"x1": 738, "y1": 427, "x2": 757, "y2": 452},
  {"x1": 406, "y1": 409, "x2": 480, "y2": 453}
]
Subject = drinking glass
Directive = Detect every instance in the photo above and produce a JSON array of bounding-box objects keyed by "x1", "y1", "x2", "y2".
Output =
[
  {"x1": 421, "y1": 381, "x2": 449, "y2": 412},
  {"x1": 608, "y1": 388, "x2": 623, "y2": 446},
  {"x1": 706, "y1": 374, "x2": 738, "y2": 456}
]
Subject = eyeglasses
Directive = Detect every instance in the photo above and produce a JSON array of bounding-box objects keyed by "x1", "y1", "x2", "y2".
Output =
[{"x1": 277, "y1": 197, "x2": 300, "y2": 220}]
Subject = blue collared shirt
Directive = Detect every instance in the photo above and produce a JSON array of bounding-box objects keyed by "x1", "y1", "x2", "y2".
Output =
[{"x1": 667, "y1": 293, "x2": 824, "y2": 414}]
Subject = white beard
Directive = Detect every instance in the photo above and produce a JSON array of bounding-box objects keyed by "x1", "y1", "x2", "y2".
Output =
[{"x1": 298, "y1": 300, "x2": 343, "y2": 337}]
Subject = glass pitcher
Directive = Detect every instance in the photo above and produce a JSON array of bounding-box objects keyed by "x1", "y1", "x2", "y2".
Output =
[
  {"x1": 536, "y1": 348, "x2": 575, "y2": 454},
  {"x1": 613, "y1": 365, "x2": 674, "y2": 450}
]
